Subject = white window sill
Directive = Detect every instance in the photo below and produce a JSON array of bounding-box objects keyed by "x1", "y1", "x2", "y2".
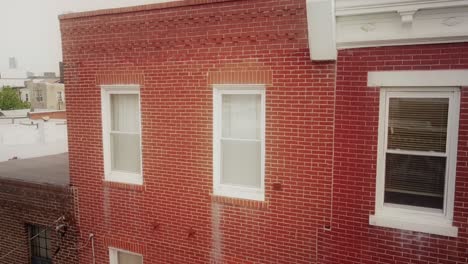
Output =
[
  {"x1": 369, "y1": 214, "x2": 458, "y2": 237},
  {"x1": 105, "y1": 171, "x2": 143, "y2": 185},
  {"x1": 214, "y1": 185, "x2": 264, "y2": 201}
]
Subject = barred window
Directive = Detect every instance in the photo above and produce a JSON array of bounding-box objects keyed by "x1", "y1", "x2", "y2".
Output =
[{"x1": 29, "y1": 225, "x2": 52, "y2": 264}]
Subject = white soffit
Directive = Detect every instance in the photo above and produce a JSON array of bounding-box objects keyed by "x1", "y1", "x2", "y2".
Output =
[
  {"x1": 335, "y1": 0, "x2": 468, "y2": 49},
  {"x1": 368, "y1": 70, "x2": 468, "y2": 87},
  {"x1": 307, "y1": 0, "x2": 337, "y2": 61}
]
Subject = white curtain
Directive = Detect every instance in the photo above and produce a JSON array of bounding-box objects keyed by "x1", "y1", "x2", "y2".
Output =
[
  {"x1": 221, "y1": 94, "x2": 261, "y2": 187},
  {"x1": 110, "y1": 94, "x2": 141, "y2": 173},
  {"x1": 111, "y1": 94, "x2": 140, "y2": 133}
]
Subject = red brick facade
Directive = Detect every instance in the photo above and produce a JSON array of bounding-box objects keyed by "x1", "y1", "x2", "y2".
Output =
[
  {"x1": 319, "y1": 44, "x2": 468, "y2": 264},
  {"x1": 60, "y1": 0, "x2": 468, "y2": 263},
  {"x1": 0, "y1": 179, "x2": 78, "y2": 264},
  {"x1": 29, "y1": 110, "x2": 67, "y2": 120}
]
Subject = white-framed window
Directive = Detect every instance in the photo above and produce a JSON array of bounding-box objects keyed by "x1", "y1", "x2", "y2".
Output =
[
  {"x1": 370, "y1": 87, "x2": 460, "y2": 237},
  {"x1": 101, "y1": 85, "x2": 143, "y2": 185},
  {"x1": 109, "y1": 248, "x2": 143, "y2": 264},
  {"x1": 213, "y1": 84, "x2": 266, "y2": 201}
]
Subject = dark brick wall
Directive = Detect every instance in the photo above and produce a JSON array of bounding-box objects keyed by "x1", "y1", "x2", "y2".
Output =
[{"x1": 0, "y1": 179, "x2": 78, "y2": 264}]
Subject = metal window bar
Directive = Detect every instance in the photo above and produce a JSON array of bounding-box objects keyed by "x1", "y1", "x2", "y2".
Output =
[{"x1": 29, "y1": 225, "x2": 52, "y2": 264}]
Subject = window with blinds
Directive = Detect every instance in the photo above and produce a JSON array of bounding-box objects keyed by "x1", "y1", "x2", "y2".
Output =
[{"x1": 384, "y1": 97, "x2": 449, "y2": 210}]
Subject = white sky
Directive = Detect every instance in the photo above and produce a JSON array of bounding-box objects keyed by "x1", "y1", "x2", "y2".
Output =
[{"x1": 0, "y1": 0, "x2": 177, "y2": 74}]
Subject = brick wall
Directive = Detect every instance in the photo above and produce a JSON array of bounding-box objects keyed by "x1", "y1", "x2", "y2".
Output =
[
  {"x1": 318, "y1": 44, "x2": 468, "y2": 264},
  {"x1": 0, "y1": 179, "x2": 78, "y2": 264},
  {"x1": 29, "y1": 110, "x2": 67, "y2": 120},
  {"x1": 60, "y1": 0, "x2": 468, "y2": 263},
  {"x1": 60, "y1": 0, "x2": 335, "y2": 263}
]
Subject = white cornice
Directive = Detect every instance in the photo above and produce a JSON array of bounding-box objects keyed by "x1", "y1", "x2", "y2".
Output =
[
  {"x1": 337, "y1": 34, "x2": 468, "y2": 50},
  {"x1": 368, "y1": 70, "x2": 468, "y2": 87},
  {"x1": 336, "y1": 4, "x2": 468, "y2": 49},
  {"x1": 306, "y1": 0, "x2": 468, "y2": 59},
  {"x1": 336, "y1": 0, "x2": 468, "y2": 16}
]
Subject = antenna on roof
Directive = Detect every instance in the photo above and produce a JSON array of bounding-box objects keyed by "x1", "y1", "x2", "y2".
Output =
[{"x1": 9, "y1": 57, "x2": 17, "y2": 69}]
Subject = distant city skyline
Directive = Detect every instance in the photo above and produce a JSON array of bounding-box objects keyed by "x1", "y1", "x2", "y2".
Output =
[{"x1": 0, "y1": 0, "x2": 177, "y2": 75}]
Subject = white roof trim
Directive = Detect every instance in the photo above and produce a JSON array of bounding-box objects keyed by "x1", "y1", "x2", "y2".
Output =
[
  {"x1": 368, "y1": 70, "x2": 468, "y2": 87},
  {"x1": 336, "y1": 0, "x2": 468, "y2": 16},
  {"x1": 307, "y1": 0, "x2": 337, "y2": 61}
]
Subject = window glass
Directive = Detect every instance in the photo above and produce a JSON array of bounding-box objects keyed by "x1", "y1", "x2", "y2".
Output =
[
  {"x1": 108, "y1": 93, "x2": 141, "y2": 175},
  {"x1": 118, "y1": 251, "x2": 143, "y2": 264},
  {"x1": 222, "y1": 94, "x2": 261, "y2": 140},
  {"x1": 110, "y1": 134, "x2": 141, "y2": 173},
  {"x1": 384, "y1": 153, "x2": 446, "y2": 209},
  {"x1": 29, "y1": 225, "x2": 52, "y2": 264},
  {"x1": 111, "y1": 94, "x2": 140, "y2": 133},
  {"x1": 384, "y1": 97, "x2": 449, "y2": 210},
  {"x1": 387, "y1": 98, "x2": 448, "y2": 152},
  {"x1": 221, "y1": 140, "x2": 261, "y2": 187},
  {"x1": 221, "y1": 94, "x2": 261, "y2": 188}
]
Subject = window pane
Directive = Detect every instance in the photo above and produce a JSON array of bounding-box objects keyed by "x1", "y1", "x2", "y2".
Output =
[
  {"x1": 118, "y1": 252, "x2": 143, "y2": 264},
  {"x1": 111, "y1": 94, "x2": 140, "y2": 133},
  {"x1": 111, "y1": 133, "x2": 141, "y2": 173},
  {"x1": 222, "y1": 94, "x2": 261, "y2": 140},
  {"x1": 388, "y1": 98, "x2": 448, "y2": 152},
  {"x1": 40, "y1": 247, "x2": 47, "y2": 258},
  {"x1": 29, "y1": 225, "x2": 51, "y2": 261},
  {"x1": 384, "y1": 153, "x2": 445, "y2": 209},
  {"x1": 221, "y1": 139, "x2": 261, "y2": 187}
]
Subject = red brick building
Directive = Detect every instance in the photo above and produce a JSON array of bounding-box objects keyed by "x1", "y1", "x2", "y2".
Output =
[
  {"x1": 59, "y1": 0, "x2": 468, "y2": 263},
  {"x1": 0, "y1": 154, "x2": 78, "y2": 264}
]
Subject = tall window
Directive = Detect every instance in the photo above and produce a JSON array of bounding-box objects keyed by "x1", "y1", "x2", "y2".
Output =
[
  {"x1": 372, "y1": 87, "x2": 460, "y2": 237},
  {"x1": 56, "y1": 92, "x2": 63, "y2": 102},
  {"x1": 213, "y1": 85, "x2": 265, "y2": 201},
  {"x1": 109, "y1": 248, "x2": 143, "y2": 264},
  {"x1": 101, "y1": 85, "x2": 142, "y2": 185},
  {"x1": 36, "y1": 90, "x2": 43, "y2": 102},
  {"x1": 29, "y1": 225, "x2": 52, "y2": 264}
]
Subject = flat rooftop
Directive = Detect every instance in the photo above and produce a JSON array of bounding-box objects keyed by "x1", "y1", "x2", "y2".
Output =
[{"x1": 0, "y1": 153, "x2": 69, "y2": 186}]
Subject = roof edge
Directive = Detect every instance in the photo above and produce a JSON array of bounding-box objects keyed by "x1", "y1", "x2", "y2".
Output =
[{"x1": 59, "y1": 0, "x2": 238, "y2": 20}]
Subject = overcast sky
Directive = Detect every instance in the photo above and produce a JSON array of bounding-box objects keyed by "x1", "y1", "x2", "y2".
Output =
[{"x1": 0, "y1": 0, "x2": 177, "y2": 74}]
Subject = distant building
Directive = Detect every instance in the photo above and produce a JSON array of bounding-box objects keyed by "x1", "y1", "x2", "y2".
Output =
[
  {"x1": 0, "y1": 154, "x2": 78, "y2": 264},
  {"x1": 0, "y1": 58, "x2": 64, "y2": 105},
  {"x1": 0, "y1": 57, "x2": 33, "y2": 88},
  {"x1": 27, "y1": 79, "x2": 65, "y2": 111}
]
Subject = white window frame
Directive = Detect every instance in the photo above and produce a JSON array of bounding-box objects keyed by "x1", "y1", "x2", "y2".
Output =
[
  {"x1": 213, "y1": 84, "x2": 266, "y2": 201},
  {"x1": 101, "y1": 85, "x2": 143, "y2": 185},
  {"x1": 370, "y1": 86, "x2": 460, "y2": 237},
  {"x1": 109, "y1": 247, "x2": 143, "y2": 264}
]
